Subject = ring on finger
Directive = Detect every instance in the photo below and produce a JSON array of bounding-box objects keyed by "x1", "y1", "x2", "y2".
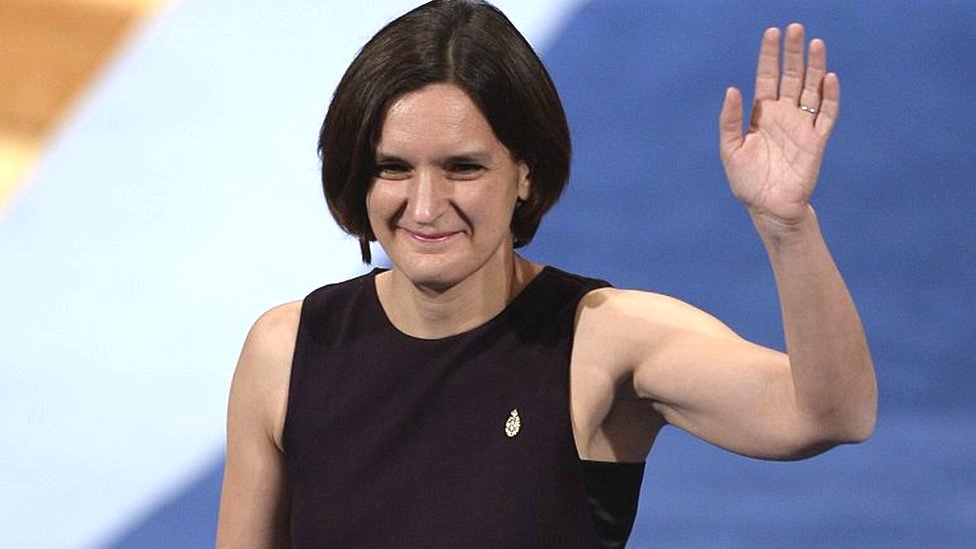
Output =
[{"x1": 799, "y1": 104, "x2": 819, "y2": 115}]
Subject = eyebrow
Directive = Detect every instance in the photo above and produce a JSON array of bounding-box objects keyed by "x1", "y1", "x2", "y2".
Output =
[
  {"x1": 374, "y1": 151, "x2": 494, "y2": 166},
  {"x1": 374, "y1": 152, "x2": 406, "y2": 164}
]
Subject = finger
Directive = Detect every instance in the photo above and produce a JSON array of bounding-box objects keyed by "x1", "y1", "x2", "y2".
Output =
[
  {"x1": 779, "y1": 23, "x2": 806, "y2": 101},
  {"x1": 814, "y1": 72, "x2": 840, "y2": 138},
  {"x1": 753, "y1": 27, "x2": 781, "y2": 103},
  {"x1": 799, "y1": 38, "x2": 827, "y2": 112},
  {"x1": 719, "y1": 87, "x2": 744, "y2": 162}
]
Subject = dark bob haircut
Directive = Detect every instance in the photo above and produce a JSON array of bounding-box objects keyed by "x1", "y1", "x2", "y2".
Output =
[{"x1": 319, "y1": 0, "x2": 571, "y2": 263}]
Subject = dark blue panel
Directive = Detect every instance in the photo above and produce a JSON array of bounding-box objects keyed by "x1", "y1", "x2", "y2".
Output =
[
  {"x1": 534, "y1": 0, "x2": 976, "y2": 413},
  {"x1": 101, "y1": 459, "x2": 223, "y2": 549},
  {"x1": 533, "y1": 1, "x2": 976, "y2": 545}
]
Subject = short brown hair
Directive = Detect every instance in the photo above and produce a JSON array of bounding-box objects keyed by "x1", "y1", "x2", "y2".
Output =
[{"x1": 319, "y1": 0, "x2": 571, "y2": 263}]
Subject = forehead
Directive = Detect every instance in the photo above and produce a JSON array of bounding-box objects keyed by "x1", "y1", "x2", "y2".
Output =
[{"x1": 376, "y1": 84, "x2": 503, "y2": 156}]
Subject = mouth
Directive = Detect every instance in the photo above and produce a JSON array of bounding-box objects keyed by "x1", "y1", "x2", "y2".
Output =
[{"x1": 401, "y1": 228, "x2": 460, "y2": 243}]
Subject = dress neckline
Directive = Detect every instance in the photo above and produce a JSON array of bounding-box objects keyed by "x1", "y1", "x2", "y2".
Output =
[{"x1": 367, "y1": 265, "x2": 553, "y2": 343}]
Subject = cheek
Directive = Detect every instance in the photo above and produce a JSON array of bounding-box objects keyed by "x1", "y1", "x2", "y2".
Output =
[
  {"x1": 365, "y1": 183, "x2": 395, "y2": 221},
  {"x1": 464, "y1": 188, "x2": 518, "y2": 230}
]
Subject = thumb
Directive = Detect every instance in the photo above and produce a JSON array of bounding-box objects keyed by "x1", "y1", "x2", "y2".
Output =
[{"x1": 719, "y1": 86, "x2": 744, "y2": 163}]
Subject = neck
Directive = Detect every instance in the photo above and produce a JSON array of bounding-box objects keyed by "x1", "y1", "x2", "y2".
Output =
[{"x1": 377, "y1": 252, "x2": 540, "y2": 340}]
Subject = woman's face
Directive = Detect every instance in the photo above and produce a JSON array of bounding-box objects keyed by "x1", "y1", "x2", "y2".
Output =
[{"x1": 367, "y1": 83, "x2": 530, "y2": 291}]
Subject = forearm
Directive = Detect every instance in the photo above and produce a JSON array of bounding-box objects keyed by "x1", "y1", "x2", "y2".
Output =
[{"x1": 753, "y1": 205, "x2": 877, "y2": 442}]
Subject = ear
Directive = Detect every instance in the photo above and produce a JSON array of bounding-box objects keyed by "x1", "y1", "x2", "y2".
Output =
[{"x1": 516, "y1": 162, "x2": 531, "y2": 201}]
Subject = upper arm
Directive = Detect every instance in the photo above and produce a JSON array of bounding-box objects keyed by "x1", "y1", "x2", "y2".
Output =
[
  {"x1": 583, "y1": 288, "x2": 824, "y2": 460},
  {"x1": 216, "y1": 302, "x2": 301, "y2": 549}
]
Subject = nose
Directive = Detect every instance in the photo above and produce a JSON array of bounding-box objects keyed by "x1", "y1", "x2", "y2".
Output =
[{"x1": 408, "y1": 169, "x2": 450, "y2": 224}]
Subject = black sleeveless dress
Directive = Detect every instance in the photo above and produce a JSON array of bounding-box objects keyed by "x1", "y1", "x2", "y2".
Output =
[{"x1": 284, "y1": 266, "x2": 644, "y2": 548}]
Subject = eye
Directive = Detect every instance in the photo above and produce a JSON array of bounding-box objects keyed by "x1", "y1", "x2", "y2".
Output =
[
  {"x1": 375, "y1": 162, "x2": 410, "y2": 180},
  {"x1": 448, "y1": 162, "x2": 485, "y2": 179}
]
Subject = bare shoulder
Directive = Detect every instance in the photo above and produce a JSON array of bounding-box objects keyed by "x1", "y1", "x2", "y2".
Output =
[
  {"x1": 237, "y1": 301, "x2": 303, "y2": 377},
  {"x1": 247, "y1": 301, "x2": 302, "y2": 351},
  {"x1": 577, "y1": 287, "x2": 740, "y2": 346},
  {"x1": 573, "y1": 287, "x2": 751, "y2": 397},
  {"x1": 230, "y1": 300, "x2": 303, "y2": 451}
]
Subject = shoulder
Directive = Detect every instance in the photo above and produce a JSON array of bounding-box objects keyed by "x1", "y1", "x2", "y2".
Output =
[
  {"x1": 234, "y1": 301, "x2": 302, "y2": 389},
  {"x1": 546, "y1": 266, "x2": 713, "y2": 339},
  {"x1": 575, "y1": 287, "x2": 741, "y2": 367},
  {"x1": 542, "y1": 266, "x2": 725, "y2": 333},
  {"x1": 579, "y1": 287, "x2": 736, "y2": 335},
  {"x1": 229, "y1": 301, "x2": 302, "y2": 450},
  {"x1": 242, "y1": 301, "x2": 303, "y2": 365}
]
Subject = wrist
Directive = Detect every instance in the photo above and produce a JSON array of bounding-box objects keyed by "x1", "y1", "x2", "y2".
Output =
[{"x1": 750, "y1": 205, "x2": 820, "y2": 248}]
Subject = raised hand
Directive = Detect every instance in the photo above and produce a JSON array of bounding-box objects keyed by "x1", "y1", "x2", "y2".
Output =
[{"x1": 719, "y1": 23, "x2": 840, "y2": 227}]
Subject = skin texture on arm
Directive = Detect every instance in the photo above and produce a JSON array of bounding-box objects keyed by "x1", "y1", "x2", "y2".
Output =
[
  {"x1": 215, "y1": 302, "x2": 300, "y2": 549},
  {"x1": 574, "y1": 24, "x2": 875, "y2": 463},
  {"x1": 716, "y1": 23, "x2": 877, "y2": 450}
]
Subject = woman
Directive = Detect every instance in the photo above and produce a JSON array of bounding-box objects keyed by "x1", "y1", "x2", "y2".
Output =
[{"x1": 216, "y1": 1, "x2": 877, "y2": 547}]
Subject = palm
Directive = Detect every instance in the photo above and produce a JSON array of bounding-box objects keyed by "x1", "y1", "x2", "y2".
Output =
[{"x1": 720, "y1": 24, "x2": 840, "y2": 225}]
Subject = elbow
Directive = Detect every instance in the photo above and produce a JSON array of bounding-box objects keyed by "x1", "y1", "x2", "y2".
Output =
[
  {"x1": 777, "y1": 405, "x2": 877, "y2": 461},
  {"x1": 803, "y1": 407, "x2": 878, "y2": 457},
  {"x1": 801, "y1": 373, "x2": 879, "y2": 450},
  {"x1": 837, "y1": 380, "x2": 879, "y2": 444},
  {"x1": 840, "y1": 407, "x2": 876, "y2": 444}
]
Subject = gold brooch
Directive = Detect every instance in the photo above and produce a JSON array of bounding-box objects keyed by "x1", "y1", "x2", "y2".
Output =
[{"x1": 505, "y1": 409, "x2": 521, "y2": 438}]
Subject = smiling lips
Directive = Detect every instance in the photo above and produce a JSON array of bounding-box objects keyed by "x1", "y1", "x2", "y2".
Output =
[{"x1": 401, "y1": 228, "x2": 460, "y2": 243}]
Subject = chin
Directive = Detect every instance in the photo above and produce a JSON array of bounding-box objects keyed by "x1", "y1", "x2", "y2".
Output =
[
  {"x1": 389, "y1": 252, "x2": 468, "y2": 291},
  {"x1": 380, "y1": 233, "x2": 509, "y2": 292}
]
